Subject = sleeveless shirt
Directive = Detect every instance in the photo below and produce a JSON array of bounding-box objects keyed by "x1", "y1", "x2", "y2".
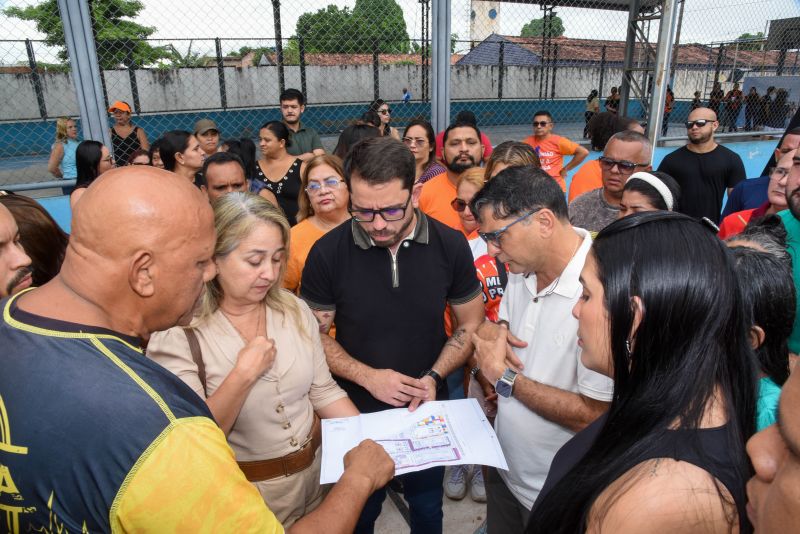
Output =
[
  {"x1": 528, "y1": 413, "x2": 751, "y2": 533},
  {"x1": 255, "y1": 158, "x2": 302, "y2": 226},
  {"x1": 111, "y1": 125, "x2": 142, "y2": 166}
]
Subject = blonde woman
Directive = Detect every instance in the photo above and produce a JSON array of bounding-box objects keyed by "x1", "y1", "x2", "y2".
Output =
[
  {"x1": 483, "y1": 140, "x2": 540, "y2": 181},
  {"x1": 284, "y1": 155, "x2": 350, "y2": 293},
  {"x1": 47, "y1": 117, "x2": 80, "y2": 194},
  {"x1": 147, "y1": 193, "x2": 358, "y2": 526}
]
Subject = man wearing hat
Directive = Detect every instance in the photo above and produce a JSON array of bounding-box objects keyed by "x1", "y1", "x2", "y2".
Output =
[
  {"x1": 194, "y1": 119, "x2": 220, "y2": 158},
  {"x1": 108, "y1": 100, "x2": 149, "y2": 166}
]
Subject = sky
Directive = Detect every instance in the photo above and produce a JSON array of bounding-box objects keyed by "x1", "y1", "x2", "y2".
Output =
[{"x1": 1, "y1": 0, "x2": 799, "y2": 62}]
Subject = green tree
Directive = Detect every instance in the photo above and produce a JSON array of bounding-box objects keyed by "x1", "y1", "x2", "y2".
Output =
[
  {"x1": 520, "y1": 15, "x2": 565, "y2": 38},
  {"x1": 736, "y1": 31, "x2": 765, "y2": 51},
  {"x1": 295, "y1": 0, "x2": 410, "y2": 54},
  {"x1": 4, "y1": 0, "x2": 170, "y2": 68}
]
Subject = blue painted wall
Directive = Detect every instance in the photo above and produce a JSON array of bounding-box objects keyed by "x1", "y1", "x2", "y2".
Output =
[{"x1": 3, "y1": 99, "x2": 701, "y2": 158}]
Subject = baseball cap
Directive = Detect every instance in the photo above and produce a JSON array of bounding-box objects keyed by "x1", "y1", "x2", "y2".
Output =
[
  {"x1": 108, "y1": 101, "x2": 132, "y2": 113},
  {"x1": 194, "y1": 119, "x2": 219, "y2": 135}
]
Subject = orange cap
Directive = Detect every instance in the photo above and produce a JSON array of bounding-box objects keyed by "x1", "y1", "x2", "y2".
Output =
[{"x1": 108, "y1": 101, "x2": 132, "y2": 113}]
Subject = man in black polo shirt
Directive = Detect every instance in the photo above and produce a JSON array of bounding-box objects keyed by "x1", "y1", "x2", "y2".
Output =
[
  {"x1": 280, "y1": 88, "x2": 325, "y2": 162},
  {"x1": 301, "y1": 137, "x2": 485, "y2": 533},
  {"x1": 658, "y1": 107, "x2": 746, "y2": 223}
]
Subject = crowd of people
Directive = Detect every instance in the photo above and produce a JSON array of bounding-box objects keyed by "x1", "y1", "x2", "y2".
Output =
[{"x1": 2, "y1": 86, "x2": 800, "y2": 534}]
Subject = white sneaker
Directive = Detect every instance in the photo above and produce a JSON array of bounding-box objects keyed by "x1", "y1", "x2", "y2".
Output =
[
  {"x1": 444, "y1": 465, "x2": 469, "y2": 500},
  {"x1": 470, "y1": 467, "x2": 487, "y2": 502}
]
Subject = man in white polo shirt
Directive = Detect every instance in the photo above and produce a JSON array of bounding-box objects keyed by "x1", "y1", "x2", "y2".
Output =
[{"x1": 469, "y1": 166, "x2": 614, "y2": 533}]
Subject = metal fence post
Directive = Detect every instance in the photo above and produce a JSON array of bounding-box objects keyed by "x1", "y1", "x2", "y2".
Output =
[
  {"x1": 550, "y1": 43, "x2": 558, "y2": 100},
  {"x1": 271, "y1": 0, "x2": 285, "y2": 94},
  {"x1": 215, "y1": 37, "x2": 227, "y2": 109},
  {"x1": 498, "y1": 40, "x2": 504, "y2": 100},
  {"x1": 431, "y1": 0, "x2": 451, "y2": 133},
  {"x1": 57, "y1": 0, "x2": 111, "y2": 147},
  {"x1": 25, "y1": 39, "x2": 48, "y2": 120},
  {"x1": 647, "y1": 0, "x2": 680, "y2": 147},
  {"x1": 125, "y1": 42, "x2": 141, "y2": 115},
  {"x1": 599, "y1": 45, "x2": 607, "y2": 100},
  {"x1": 299, "y1": 36, "x2": 307, "y2": 98},
  {"x1": 373, "y1": 40, "x2": 380, "y2": 102}
]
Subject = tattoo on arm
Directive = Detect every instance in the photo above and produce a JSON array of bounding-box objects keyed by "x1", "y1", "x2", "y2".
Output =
[{"x1": 445, "y1": 328, "x2": 467, "y2": 350}]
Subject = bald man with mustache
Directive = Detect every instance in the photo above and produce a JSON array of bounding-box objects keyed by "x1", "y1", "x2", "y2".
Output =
[{"x1": 0, "y1": 167, "x2": 392, "y2": 533}]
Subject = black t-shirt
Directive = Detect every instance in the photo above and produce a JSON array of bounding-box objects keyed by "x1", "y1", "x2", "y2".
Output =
[
  {"x1": 300, "y1": 211, "x2": 482, "y2": 413},
  {"x1": 657, "y1": 145, "x2": 746, "y2": 223}
]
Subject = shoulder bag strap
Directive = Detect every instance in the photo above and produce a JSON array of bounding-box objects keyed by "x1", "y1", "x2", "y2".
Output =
[{"x1": 182, "y1": 327, "x2": 208, "y2": 397}]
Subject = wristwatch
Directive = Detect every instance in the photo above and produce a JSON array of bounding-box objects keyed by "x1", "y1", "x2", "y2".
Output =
[
  {"x1": 495, "y1": 368, "x2": 518, "y2": 398},
  {"x1": 421, "y1": 369, "x2": 444, "y2": 391}
]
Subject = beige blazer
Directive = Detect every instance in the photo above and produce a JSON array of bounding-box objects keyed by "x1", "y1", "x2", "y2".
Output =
[{"x1": 147, "y1": 293, "x2": 347, "y2": 462}]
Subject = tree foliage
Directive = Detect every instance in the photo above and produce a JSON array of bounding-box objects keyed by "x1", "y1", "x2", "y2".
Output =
[
  {"x1": 4, "y1": 0, "x2": 170, "y2": 68},
  {"x1": 295, "y1": 0, "x2": 410, "y2": 54},
  {"x1": 520, "y1": 16, "x2": 565, "y2": 38},
  {"x1": 736, "y1": 31, "x2": 765, "y2": 51}
]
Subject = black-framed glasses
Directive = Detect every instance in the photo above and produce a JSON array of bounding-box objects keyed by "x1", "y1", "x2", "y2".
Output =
[
  {"x1": 349, "y1": 194, "x2": 411, "y2": 222},
  {"x1": 532, "y1": 121, "x2": 551, "y2": 127},
  {"x1": 305, "y1": 177, "x2": 344, "y2": 194},
  {"x1": 598, "y1": 156, "x2": 649, "y2": 174},
  {"x1": 769, "y1": 167, "x2": 790, "y2": 179},
  {"x1": 685, "y1": 119, "x2": 714, "y2": 129},
  {"x1": 451, "y1": 198, "x2": 469, "y2": 212},
  {"x1": 402, "y1": 137, "x2": 427, "y2": 147},
  {"x1": 378, "y1": 108, "x2": 392, "y2": 115},
  {"x1": 479, "y1": 210, "x2": 538, "y2": 247}
]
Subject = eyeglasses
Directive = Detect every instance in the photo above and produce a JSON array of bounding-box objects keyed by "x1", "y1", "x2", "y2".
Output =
[
  {"x1": 378, "y1": 108, "x2": 392, "y2": 115},
  {"x1": 598, "y1": 156, "x2": 649, "y2": 174},
  {"x1": 305, "y1": 177, "x2": 344, "y2": 194},
  {"x1": 685, "y1": 119, "x2": 714, "y2": 129},
  {"x1": 479, "y1": 210, "x2": 538, "y2": 247},
  {"x1": 451, "y1": 198, "x2": 469, "y2": 212},
  {"x1": 402, "y1": 137, "x2": 428, "y2": 147},
  {"x1": 532, "y1": 121, "x2": 551, "y2": 127},
  {"x1": 349, "y1": 194, "x2": 411, "y2": 222},
  {"x1": 102, "y1": 156, "x2": 114, "y2": 164},
  {"x1": 769, "y1": 167, "x2": 790, "y2": 179}
]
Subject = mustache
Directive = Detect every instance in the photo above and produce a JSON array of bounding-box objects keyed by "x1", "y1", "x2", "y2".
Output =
[{"x1": 7, "y1": 266, "x2": 33, "y2": 294}]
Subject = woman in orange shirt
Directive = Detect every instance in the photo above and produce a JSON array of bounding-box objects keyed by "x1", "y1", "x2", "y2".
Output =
[{"x1": 284, "y1": 155, "x2": 350, "y2": 293}]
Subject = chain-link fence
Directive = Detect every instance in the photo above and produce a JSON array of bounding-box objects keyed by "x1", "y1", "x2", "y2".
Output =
[{"x1": 2, "y1": 0, "x2": 800, "y2": 193}]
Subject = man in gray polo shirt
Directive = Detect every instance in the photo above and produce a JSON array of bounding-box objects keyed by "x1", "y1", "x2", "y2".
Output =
[{"x1": 280, "y1": 88, "x2": 325, "y2": 161}]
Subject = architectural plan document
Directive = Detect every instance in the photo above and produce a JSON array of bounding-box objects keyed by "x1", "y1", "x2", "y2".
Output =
[{"x1": 320, "y1": 398, "x2": 508, "y2": 484}]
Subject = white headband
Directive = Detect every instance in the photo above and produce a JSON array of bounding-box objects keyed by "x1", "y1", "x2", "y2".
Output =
[{"x1": 626, "y1": 172, "x2": 674, "y2": 211}]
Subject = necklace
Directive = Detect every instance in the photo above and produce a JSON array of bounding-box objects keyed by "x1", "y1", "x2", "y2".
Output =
[
  {"x1": 221, "y1": 304, "x2": 264, "y2": 342},
  {"x1": 533, "y1": 233, "x2": 583, "y2": 303}
]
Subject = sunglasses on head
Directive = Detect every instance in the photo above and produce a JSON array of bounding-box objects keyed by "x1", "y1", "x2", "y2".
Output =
[
  {"x1": 451, "y1": 198, "x2": 469, "y2": 212},
  {"x1": 685, "y1": 119, "x2": 714, "y2": 129}
]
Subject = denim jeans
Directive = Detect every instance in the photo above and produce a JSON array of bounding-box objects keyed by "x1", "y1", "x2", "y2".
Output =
[{"x1": 354, "y1": 466, "x2": 445, "y2": 534}]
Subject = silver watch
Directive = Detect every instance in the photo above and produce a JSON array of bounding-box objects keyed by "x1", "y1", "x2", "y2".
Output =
[{"x1": 495, "y1": 368, "x2": 518, "y2": 398}]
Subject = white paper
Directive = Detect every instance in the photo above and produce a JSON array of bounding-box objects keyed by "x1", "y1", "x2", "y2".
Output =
[{"x1": 320, "y1": 398, "x2": 508, "y2": 484}]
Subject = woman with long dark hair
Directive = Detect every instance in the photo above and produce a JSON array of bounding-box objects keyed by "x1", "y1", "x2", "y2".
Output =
[
  {"x1": 254, "y1": 121, "x2": 305, "y2": 226},
  {"x1": 332, "y1": 124, "x2": 380, "y2": 160},
  {"x1": 523, "y1": 211, "x2": 756, "y2": 533},
  {"x1": 618, "y1": 171, "x2": 681, "y2": 218},
  {"x1": 402, "y1": 119, "x2": 446, "y2": 184},
  {"x1": 70, "y1": 140, "x2": 114, "y2": 208},
  {"x1": 368, "y1": 99, "x2": 400, "y2": 139},
  {"x1": 159, "y1": 130, "x2": 205, "y2": 183}
]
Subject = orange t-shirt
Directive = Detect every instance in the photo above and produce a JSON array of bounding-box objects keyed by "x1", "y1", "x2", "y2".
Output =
[
  {"x1": 522, "y1": 134, "x2": 579, "y2": 191},
  {"x1": 285, "y1": 218, "x2": 327, "y2": 293},
  {"x1": 568, "y1": 159, "x2": 602, "y2": 202},
  {"x1": 419, "y1": 172, "x2": 462, "y2": 231}
]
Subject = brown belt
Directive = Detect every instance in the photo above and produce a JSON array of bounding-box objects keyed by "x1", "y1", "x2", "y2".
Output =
[{"x1": 238, "y1": 415, "x2": 322, "y2": 482}]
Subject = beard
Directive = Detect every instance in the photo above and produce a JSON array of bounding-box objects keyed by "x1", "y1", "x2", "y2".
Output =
[
  {"x1": 788, "y1": 186, "x2": 800, "y2": 220},
  {"x1": 445, "y1": 154, "x2": 478, "y2": 174},
  {"x1": 688, "y1": 130, "x2": 712, "y2": 145},
  {"x1": 6, "y1": 266, "x2": 32, "y2": 296},
  {"x1": 369, "y1": 212, "x2": 415, "y2": 249}
]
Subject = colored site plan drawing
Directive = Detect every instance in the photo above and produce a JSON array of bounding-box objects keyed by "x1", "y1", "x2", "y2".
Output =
[
  {"x1": 320, "y1": 399, "x2": 508, "y2": 483},
  {"x1": 376, "y1": 413, "x2": 462, "y2": 469}
]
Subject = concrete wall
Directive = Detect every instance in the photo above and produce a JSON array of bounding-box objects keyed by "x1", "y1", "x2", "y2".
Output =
[{"x1": 1, "y1": 64, "x2": 760, "y2": 122}]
